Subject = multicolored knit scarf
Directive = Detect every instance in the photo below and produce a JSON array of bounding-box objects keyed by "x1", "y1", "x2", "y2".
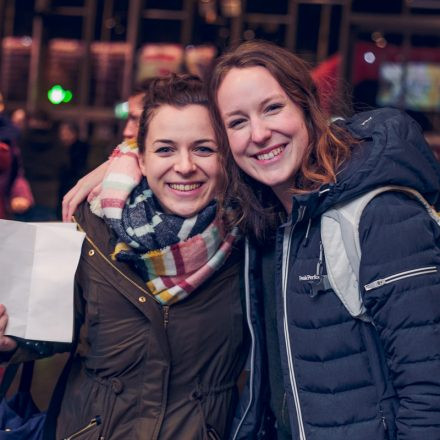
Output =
[{"x1": 89, "y1": 140, "x2": 239, "y2": 305}]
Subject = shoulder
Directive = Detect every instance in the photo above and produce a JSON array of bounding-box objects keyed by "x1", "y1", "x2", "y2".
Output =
[
  {"x1": 74, "y1": 200, "x2": 108, "y2": 237},
  {"x1": 345, "y1": 108, "x2": 420, "y2": 138},
  {"x1": 358, "y1": 190, "x2": 440, "y2": 270},
  {"x1": 360, "y1": 191, "x2": 438, "y2": 232}
]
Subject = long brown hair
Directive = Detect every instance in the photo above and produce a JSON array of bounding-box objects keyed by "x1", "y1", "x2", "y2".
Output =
[{"x1": 207, "y1": 40, "x2": 354, "y2": 239}]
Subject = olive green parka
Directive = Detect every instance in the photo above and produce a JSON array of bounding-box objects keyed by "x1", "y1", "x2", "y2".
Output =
[{"x1": 56, "y1": 202, "x2": 248, "y2": 439}]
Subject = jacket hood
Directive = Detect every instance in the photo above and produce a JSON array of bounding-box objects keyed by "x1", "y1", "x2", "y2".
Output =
[{"x1": 294, "y1": 108, "x2": 440, "y2": 218}]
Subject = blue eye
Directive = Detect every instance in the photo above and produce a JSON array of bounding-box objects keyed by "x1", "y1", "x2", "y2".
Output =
[
  {"x1": 195, "y1": 146, "x2": 217, "y2": 155},
  {"x1": 155, "y1": 146, "x2": 173, "y2": 154},
  {"x1": 228, "y1": 118, "x2": 246, "y2": 129}
]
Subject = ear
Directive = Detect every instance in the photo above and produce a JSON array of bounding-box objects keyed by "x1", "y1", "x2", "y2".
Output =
[{"x1": 138, "y1": 152, "x2": 147, "y2": 177}]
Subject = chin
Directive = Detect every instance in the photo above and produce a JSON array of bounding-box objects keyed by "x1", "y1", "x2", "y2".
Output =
[{"x1": 171, "y1": 208, "x2": 197, "y2": 218}]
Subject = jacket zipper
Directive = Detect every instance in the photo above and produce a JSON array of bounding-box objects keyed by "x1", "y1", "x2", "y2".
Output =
[
  {"x1": 381, "y1": 414, "x2": 388, "y2": 432},
  {"x1": 282, "y1": 217, "x2": 306, "y2": 440},
  {"x1": 231, "y1": 239, "x2": 256, "y2": 440},
  {"x1": 163, "y1": 305, "x2": 170, "y2": 329},
  {"x1": 63, "y1": 416, "x2": 102, "y2": 439},
  {"x1": 74, "y1": 217, "x2": 155, "y2": 300},
  {"x1": 364, "y1": 266, "x2": 437, "y2": 291}
]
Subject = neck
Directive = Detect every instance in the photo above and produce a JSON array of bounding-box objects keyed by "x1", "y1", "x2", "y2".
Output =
[{"x1": 272, "y1": 186, "x2": 293, "y2": 215}]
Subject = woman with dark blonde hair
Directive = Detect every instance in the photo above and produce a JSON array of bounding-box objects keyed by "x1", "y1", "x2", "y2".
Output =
[
  {"x1": 209, "y1": 40, "x2": 440, "y2": 440},
  {"x1": 60, "y1": 41, "x2": 440, "y2": 440}
]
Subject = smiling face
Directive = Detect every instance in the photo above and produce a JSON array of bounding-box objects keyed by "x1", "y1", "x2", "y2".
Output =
[
  {"x1": 217, "y1": 66, "x2": 309, "y2": 212},
  {"x1": 139, "y1": 104, "x2": 220, "y2": 218}
]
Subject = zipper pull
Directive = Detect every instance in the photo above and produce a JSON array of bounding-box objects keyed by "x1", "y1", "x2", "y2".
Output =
[
  {"x1": 63, "y1": 416, "x2": 102, "y2": 440},
  {"x1": 364, "y1": 278, "x2": 386, "y2": 291},
  {"x1": 381, "y1": 415, "x2": 388, "y2": 431}
]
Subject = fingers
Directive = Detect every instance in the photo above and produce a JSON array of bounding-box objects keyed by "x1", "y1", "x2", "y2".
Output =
[
  {"x1": 62, "y1": 181, "x2": 82, "y2": 222},
  {"x1": 0, "y1": 304, "x2": 17, "y2": 352}
]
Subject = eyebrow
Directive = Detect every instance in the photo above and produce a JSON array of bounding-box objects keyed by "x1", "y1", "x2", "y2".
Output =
[
  {"x1": 260, "y1": 94, "x2": 284, "y2": 108},
  {"x1": 153, "y1": 138, "x2": 216, "y2": 145},
  {"x1": 153, "y1": 139, "x2": 175, "y2": 145},
  {"x1": 224, "y1": 94, "x2": 285, "y2": 118},
  {"x1": 194, "y1": 138, "x2": 216, "y2": 144}
]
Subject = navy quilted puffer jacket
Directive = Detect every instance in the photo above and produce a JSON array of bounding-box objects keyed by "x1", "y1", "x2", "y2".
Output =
[{"x1": 230, "y1": 109, "x2": 440, "y2": 440}]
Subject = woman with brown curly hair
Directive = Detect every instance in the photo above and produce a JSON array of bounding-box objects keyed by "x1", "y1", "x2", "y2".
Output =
[{"x1": 0, "y1": 75, "x2": 248, "y2": 439}]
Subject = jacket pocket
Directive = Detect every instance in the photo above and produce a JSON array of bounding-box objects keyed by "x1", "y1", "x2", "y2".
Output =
[
  {"x1": 206, "y1": 425, "x2": 222, "y2": 440},
  {"x1": 62, "y1": 416, "x2": 102, "y2": 439},
  {"x1": 95, "y1": 378, "x2": 121, "y2": 439},
  {"x1": 364, "y1": 266, "x2": 437, "y2": 291},
  {"x1": 190, "y1": 390, "x2": 223, "y2": 440}
]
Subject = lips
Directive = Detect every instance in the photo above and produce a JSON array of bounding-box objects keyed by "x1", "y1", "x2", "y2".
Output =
[
  {"x1": 254, "y1": 145, "x2": 285, "y2": 161},
  {"x1": 168, "y1": 183, "x2": 202, "y2": 191}
]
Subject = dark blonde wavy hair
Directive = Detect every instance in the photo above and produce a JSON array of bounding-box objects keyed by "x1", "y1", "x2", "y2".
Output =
[{"x1": 206, "y1": 40, "x2": 354, "y2": 239}]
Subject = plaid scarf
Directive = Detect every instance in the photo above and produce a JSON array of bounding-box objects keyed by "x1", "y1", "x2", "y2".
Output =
[{"x1": 91, "y1": 142, "x2": 238, "y2": 305}]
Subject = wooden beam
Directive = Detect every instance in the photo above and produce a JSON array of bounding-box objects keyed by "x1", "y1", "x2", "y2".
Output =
[
  {"x1": 141, "y1": 9, "x2": 188, "y2": 20},
  {"x1": 350, "y1": 13, "x2": 440, "y2": 34},
  {"x1": 27, "y1": 0, "x2": 48, "y2": 113},
  {"x1": 77, "y1": 0, "x2": 97, "y2": 136},
  {"x1": 181, "y1": 0, "x2": 195, "y2": 46},
  {"x1": 317, "y1": 4, "x2": 332, "y2": 62},
  {"x1": 285, "y1": 0, "x2": 298, "y2": 51},
  {"x1": 122, "y1": 0, "x2": 142, "y2": 100}
]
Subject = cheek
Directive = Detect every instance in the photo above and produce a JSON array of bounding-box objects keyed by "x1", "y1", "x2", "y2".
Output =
[
  {"x1": 227, "y1": 131, "x2": 245, "y2": 157},
  {"x1": 139, "y1": 157, "x2": 148, "y2": 177},
  {"x1": 209, "y1": 161, "x2": 222, "y2": 182}
]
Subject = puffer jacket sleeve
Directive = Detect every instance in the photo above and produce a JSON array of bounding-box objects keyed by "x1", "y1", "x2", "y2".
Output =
[{"x1": 358, "y1": 191, "x2": 440, "y2": 440}]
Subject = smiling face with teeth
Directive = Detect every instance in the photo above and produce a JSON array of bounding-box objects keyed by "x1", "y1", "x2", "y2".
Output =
[
  {"x1": 217, "y1": 66, "x2": 309, "y2": 212},
  {"x1": 139, "y1": 104, "x2": 220, "y2": 218}
]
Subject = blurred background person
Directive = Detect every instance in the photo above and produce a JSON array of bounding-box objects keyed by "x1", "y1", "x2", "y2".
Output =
[
  {"x1": 0, "y1": 94, "x2": 34, "y2": 219},
  {"x1": 19, "y1": 111, "x2": 61, "y2": 221},
  {"x1": 122, "y1": 79, "x2": 154, "y2": 141},
  {"x1": 62, "y1": 79, "x2": 153, "y2": 216},
  {"x1": 56, "y1": 121, "x2": 90, "y2": 218},
  {"x1": 0, "y1": 141, "x2": 12, "y2": 219}
]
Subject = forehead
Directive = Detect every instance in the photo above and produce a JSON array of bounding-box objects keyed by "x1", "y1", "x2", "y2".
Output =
[
  {"x1": 218, "y1": 66, "x2": 286, "y2": 108},
  {"x1": 147, "y1": 104, "x2": 214, "y2": 137}
]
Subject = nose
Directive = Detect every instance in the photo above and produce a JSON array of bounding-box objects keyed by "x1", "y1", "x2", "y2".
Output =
[
  {"x1": 250, "y1": 118, "x2": 271, "y2": 145},
  {"x1": 174, "y1": 152, "x2": 197, "y2": 175}
]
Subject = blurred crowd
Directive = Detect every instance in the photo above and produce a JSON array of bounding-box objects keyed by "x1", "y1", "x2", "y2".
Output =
[{"x1": 0, "y1": 96, "x2": 91, "y2": 222}]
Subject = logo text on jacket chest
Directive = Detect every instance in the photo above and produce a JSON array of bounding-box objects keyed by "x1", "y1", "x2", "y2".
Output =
[{"x1": 298, "y1": 274, "x2": 321, "y2": 281}]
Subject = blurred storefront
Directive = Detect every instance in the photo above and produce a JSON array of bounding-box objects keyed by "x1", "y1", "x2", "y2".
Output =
[{"x1": 0, "y1": 0, "x2": 438, "y2": 158}]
